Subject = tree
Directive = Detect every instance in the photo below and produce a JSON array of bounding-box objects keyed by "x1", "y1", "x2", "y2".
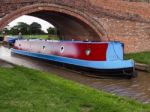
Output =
[
  {"x1": 47, "y1": 27, "x2": 57, "y2": 35},
  {"x1": 9, "y1": 25, "x2": 19, "y2": 35},
  {"x1": 29, "y1": 22, "x2": 45, "y2": 34},
  {"x1": 6, "y1": 22, "x2": 45, "y2": 35},
  {"x1": 9, "y1": 22, "x2": 29, "y2": 35},
  {"x1": 17, "y1": 22, "x2": 30, "y2": 35},
  {"x1": 3, "y1": 27, "x2": 10, "y2": 34},
  {"x1": 1, "y1": 25, "x2": 10, "y2": 35}
]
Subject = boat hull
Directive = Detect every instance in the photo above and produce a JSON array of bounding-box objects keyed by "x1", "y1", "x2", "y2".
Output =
[{"x1": 11, "y1": 48, "x2": 135, "y2": 77}]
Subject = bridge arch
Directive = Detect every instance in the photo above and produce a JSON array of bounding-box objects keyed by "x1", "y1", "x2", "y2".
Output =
[{"x1": 0, "y1": 4, "x2": 108, "y2": 41}]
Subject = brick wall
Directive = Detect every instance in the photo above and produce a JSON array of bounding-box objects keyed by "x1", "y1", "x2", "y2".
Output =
[
  {"x1": 98, "y1": 17, "x2": 150, "y2": 53},
  {"x1": 0, "y1": 0, "x2": 149, "y2": 53}
]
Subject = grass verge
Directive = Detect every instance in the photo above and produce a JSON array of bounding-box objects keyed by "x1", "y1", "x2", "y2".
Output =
[
  {"x1": 125, "y1": 51, "x2": 150, "y2": 65},
  {"x1": 0, "y1": 66, "x2": 150, "y2": 112},
  {"x1": 3, "y1": 35, "x2": 59, "y2": 40},
  {"x1": 23, "y1": 35, "x2": 48, "y2": 39},
  {"x1": 23, "y1": 35, "x2": 59, "y2": 40}
]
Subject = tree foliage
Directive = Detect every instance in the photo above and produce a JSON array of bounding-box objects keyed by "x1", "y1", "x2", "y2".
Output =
[
  {"x1": 47, "y1": 27, "x2": 58, "y2": 35},
  {"x1": 4, "y1": 22, "x2": 45, "y2": 35},
  {"x1": 30, "y1": 22, "x2": 45, "y2": 34}
]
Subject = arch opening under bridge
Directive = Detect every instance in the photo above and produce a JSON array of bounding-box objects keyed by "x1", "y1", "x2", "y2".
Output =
[{"x1": 0, "y1": 4, "x2": 108, "y2": 41}]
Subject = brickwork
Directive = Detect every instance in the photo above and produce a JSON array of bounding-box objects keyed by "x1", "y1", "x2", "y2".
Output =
[
  {"x1": 98, "y1": 17, "x2": 150, "y2": 52},
  {"x1": 0, "y1": 0, "x2": 149, "y2": 53}
]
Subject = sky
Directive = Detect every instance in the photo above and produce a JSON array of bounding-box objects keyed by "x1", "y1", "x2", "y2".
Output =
[{"x1": 8, "y1": 15, "x2": 54, "y2": 33}]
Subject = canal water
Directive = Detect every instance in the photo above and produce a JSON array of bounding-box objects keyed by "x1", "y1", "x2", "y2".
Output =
[{"x1": 0, "y1": 46, "x2": 150, "y2": 103}]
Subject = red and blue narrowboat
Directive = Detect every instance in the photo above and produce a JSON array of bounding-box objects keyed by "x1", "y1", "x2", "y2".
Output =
[{"x1": 11, "y1": 39, "x2": 136, "y2": 77}]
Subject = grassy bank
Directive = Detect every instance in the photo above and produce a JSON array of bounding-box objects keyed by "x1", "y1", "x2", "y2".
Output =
[
  {"x1": 23, "y1": 35, "x2": 48, "y2": 39},
  {"x1": 23, "y1": 35, "x2": 59, "y2": 40},
  {"x1": 125, "y1": 51, "x2": 150, "y2": 64},
  {"x1": 0, "y1": 66, "x2": 150, "y2": 112},
  {"x1": 3, "y1": 35, "x2": 59, "y2": 40}
]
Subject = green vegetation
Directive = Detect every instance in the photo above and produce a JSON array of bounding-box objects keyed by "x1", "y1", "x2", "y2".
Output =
[
  {"x1": 3, "y1": 22, "x2": 45, "y2": 35},
  {"x1": 1, "y1": 22, "x2": 60, "y2": 40},
  {"x1": 0, "y1": 34, "x2": 57, "y2": 40},
  {"x1": 0, "y1": 66, "x2": 150, "y2": 112},
  {"x1": 1, "y1": 35, "x2": 59, "y2": 40},
  {"x1": 2, "y1": 22, "x2": 58, "y2": 36},
  {"x1": 22, "y1": 34, "x2": 48, "y2": 39},
  {"x1": 23, "y1": 35, "x2": 59, "y2": 40},
  {"x1": 125, "y1": 51, "x2": 150, "y2": 64},
  {"x1": 47, "y1": 27, "x2": 58, "y2": 35}
]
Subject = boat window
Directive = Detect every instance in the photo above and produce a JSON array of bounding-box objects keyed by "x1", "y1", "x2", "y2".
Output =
[
  {"x1": 60, "y1": 46, "x2": 64, "y2": 53},
  {"x1": 85, "y1": 48, "x2": 91, "y2": 56},
  {"x1": 43, "y1": 46, "x2": 46, "y2": 49}
]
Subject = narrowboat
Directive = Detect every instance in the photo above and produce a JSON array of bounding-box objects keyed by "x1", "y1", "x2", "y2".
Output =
[
  {"x1": 3, "y1": 36, "x2": 20, "y2": 45},
  {"x1": 11, "y1": 39, "x2": 136, "y2": 77}
]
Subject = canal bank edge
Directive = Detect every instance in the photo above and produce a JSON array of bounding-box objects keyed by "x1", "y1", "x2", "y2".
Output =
[
  {"x1": 135, "y1": 63, "x2": 150, "y2": 73},
  {"x1": 0, "y1": 58, "x2": 150, "y2": 73},
  {"x1": 0, "y1": 59, "x2": 16, "y2": 66}
]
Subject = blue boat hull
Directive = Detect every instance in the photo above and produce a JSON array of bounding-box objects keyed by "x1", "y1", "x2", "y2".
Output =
[{"x1": 11, "y1": 48, "x2": 135, "y2": 77}]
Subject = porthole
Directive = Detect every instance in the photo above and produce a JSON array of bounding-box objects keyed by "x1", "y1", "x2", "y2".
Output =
[
  {"x1": 43, "y1": 46, "x2": 46, "y2": 49},
  {"x1": 60, "y1": 46, "x2": 64, "y2": 53},
  {"x1": 85, "y1": 48, "x2": 91, "y2": 56}
]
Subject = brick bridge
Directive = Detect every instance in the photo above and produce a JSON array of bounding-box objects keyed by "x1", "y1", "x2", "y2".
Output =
[{"x1": 0, "y1": 0, "x2": 150, "y2": 52}]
